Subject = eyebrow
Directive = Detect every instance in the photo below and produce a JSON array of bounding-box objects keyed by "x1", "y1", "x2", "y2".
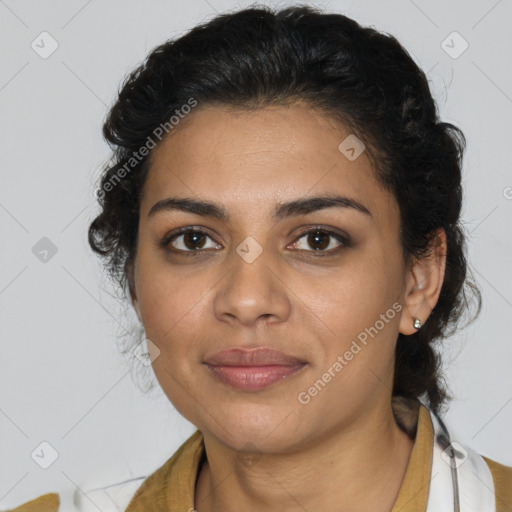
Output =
[{"x1": 147, "y1": 194, "x2": 372, "y2": 222}]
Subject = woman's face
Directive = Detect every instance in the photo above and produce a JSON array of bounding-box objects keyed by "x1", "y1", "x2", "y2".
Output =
[{"x1": 132, "y1": 104, "x2": 412, "y2": 453}]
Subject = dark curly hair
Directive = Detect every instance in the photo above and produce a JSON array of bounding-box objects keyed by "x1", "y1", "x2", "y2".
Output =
[{"x1": 88, "y1": 3, "x2": 481, "y2": 415}]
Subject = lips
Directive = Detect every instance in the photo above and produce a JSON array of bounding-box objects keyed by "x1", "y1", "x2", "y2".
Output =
[{"x1": 204, "y1": 347, "x2": 308, "y2": 391}]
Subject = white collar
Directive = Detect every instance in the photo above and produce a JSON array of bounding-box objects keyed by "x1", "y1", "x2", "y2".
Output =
[{"x1": 426, "y1": 407, "x2": 496, "y2": 512}]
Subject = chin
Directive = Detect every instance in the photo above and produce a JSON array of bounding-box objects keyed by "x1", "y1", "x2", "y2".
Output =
[{"x1": 200, "y1": 402, "x2": 305, "y2": 452}]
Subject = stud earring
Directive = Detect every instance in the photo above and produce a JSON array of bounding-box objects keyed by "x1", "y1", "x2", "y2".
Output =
[{"x1": 413, "y1": 317, "x2": 422, "y2": 330}]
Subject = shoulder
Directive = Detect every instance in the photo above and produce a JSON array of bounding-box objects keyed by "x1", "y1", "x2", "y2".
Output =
[
  {"x1": 2, "y1": 431, "x2": 203, "y2": 512},
  {"x1": 125, "y1": 429, "x2": 204, "y2": 512},
  {"x1": 1, "y1": 493, "x2": 59, "y2": 512},
  {"x1": 482, "y1": 455, "x2": 512, "y2": 511}
]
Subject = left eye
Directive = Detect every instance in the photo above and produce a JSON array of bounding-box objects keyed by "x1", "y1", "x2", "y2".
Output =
[{"x1": 290, "y1": 228, "x2": 348, "y2": 253}]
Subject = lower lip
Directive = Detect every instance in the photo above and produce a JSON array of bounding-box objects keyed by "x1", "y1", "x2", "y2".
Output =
[{"x1": 205, "y1": 364, "x2": 306, "y2": 391}]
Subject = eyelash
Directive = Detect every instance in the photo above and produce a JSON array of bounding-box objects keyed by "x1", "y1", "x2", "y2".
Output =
[{"x1": 159, "y1": 225, "x2": 352, "y2": 258}]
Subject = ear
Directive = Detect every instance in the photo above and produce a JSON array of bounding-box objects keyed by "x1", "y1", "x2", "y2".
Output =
[{"x1": 399, "y1": 228, "x2": 447, "y2": 335}]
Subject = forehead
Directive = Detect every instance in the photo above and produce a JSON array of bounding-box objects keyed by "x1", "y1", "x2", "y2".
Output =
[{"x1": 141, "y1": 105, "x2": 398, "y2": 227}]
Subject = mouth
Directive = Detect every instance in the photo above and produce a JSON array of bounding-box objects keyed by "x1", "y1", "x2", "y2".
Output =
[{"x1": 203, "y1": 347, "x2": 308, "y2": 391}]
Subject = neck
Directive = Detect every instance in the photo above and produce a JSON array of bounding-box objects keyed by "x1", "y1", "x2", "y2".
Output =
[{"x1": 194, "y1": 400, "x2": 416, "y2": 512}]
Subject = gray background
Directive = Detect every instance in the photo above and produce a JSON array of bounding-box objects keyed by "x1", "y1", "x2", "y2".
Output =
[{"x1": 1, "y1": 0, "x2": 511, "y2": 509}]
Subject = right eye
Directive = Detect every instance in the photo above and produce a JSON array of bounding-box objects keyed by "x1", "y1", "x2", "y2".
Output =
[{"x1": 160, "y1": 227, "x2": 222, "y2": 255}]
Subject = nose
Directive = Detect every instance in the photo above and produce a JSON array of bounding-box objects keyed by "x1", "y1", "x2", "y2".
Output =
[{"x1": 213, "y1": 241, "x2": 292, "y2": 328}]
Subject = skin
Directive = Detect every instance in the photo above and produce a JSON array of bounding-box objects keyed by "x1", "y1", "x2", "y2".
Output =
[{"x1": 130, "y1": 104, "x2": 447, "y2": 512}]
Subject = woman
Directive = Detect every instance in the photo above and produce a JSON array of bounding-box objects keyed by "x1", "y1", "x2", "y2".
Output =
[{"x1": 10, "y1": 4, "x2": 511, "y2": 512}]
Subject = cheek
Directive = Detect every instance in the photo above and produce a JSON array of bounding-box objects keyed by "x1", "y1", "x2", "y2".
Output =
[
  {"x1": 314, "y1": 261, "x2": 395, "y2": 329},
  {"x1": 134, "y1": 248, "x2": 203, "y2": 334},
  {"x1": 140, "y1": 281, "x2": 204, "y2": 346},
  {"x1": 306, "y1": 256, "x2": 401, "y2": 371}
]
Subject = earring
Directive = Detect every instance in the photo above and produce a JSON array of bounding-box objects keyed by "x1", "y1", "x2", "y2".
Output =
[{"x1": 413, "y1": 317, "x2": 422, "y2": 330}]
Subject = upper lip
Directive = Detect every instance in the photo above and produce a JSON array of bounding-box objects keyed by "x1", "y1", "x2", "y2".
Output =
[{"x1": 204, "y1": 347, "x2": 307, "y2": 367}]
